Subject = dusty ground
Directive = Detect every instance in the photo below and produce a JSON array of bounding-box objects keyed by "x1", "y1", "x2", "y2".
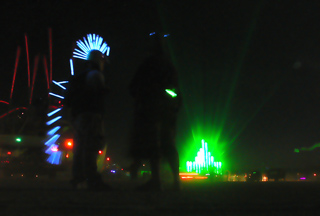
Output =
[{"x1": 0, "y1": 172, "x2": 319, "y2": 216}]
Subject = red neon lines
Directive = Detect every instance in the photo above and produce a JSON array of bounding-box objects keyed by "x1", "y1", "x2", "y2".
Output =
[
  {"x1": 10, "y1": 46, "x2": 21, "y2": 103},
  {"x1": 0, "y1": 100, "x2": 9, "y2": 105},
  {"x1": 29, "y1": 55, "x2": 40, "y2": 104},
  {"x1": 48, "y1": 28, "x2": 53, "y2": 84},
  {"x1": 25, "y1": 34, "x2": 30, "y2": 88},
  {"x1": 43, "y1": 56, "x2": 50, "y2": 90}
]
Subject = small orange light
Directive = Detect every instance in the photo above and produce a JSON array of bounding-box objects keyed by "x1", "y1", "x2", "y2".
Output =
[
  {"x1": 66, "y1": 154, "x2": 69, "y2": 158},
  {"x1": 106, "y1": 157, "x2": 110, "y2": 161}
]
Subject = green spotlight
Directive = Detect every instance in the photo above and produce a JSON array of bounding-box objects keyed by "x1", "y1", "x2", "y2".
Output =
[
  {"x1": 165, "y1": 89, "x2": 177, "y2": 98},
  {"x1": 16, "y1": 137, "x2": 22, "y2": 142}
]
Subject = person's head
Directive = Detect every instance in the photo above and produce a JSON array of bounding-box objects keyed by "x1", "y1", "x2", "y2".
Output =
[{"x1": 86, "y1": 50, "x2": 107, "y2": 71}]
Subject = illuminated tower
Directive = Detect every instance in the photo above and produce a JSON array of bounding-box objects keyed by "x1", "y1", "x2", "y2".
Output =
[{"x1": 186, "y1": 139, "x2": 222, "y2": 175}]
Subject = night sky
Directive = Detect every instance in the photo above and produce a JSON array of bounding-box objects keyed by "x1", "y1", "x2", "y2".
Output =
[{"x1": 1, "y1": 0, "x2": 320, "y2": 171}]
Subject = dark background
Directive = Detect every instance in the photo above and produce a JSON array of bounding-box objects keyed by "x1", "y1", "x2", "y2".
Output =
[{"x1": 1, "y1": 0, "x2": 320, "y2": 171}]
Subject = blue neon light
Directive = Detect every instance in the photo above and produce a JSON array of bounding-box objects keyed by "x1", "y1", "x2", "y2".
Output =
[
  {"x1": 49, "y1": 92, "x2": 64, "y2": 99},
  {"x1": 70, "y1": 59, "x2": 74, "y2": 76},
  {"x1": 149, "y1": 32, "x2": 156, "y2": 36},
  {"x1": 58, "y1": 81, "x2": 68, "y2": 84},
  {"x1": 73, "y1": 34, "x2": 110, "y2": 60},
  {"x1": 46, "y1": 151, "x2": 62, "y2": 165},
  {"x1": 45, "y1": 134, "x2": 60, "y2": 146},
  {"x1": 52, "y1": 80, "x2": 67, "y2": 90},
  {"x1": 47, "y1": 108, "x2": 62, "y2": 117},
  {"x1": 46, "y1": 116, "x2": 62, "y2": 125},
  {"x1": 163, "y1": 34, "x2": 170, "y2": 37},
  {"x1": 47, "y1": 126, "x2": 61, "y2": 136}
]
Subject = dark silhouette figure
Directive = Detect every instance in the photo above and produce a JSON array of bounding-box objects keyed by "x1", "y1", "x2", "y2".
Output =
[
  {"x1": 129, "y1": 33, "x2": 182, "y2": 190},
  {"x1": 65, "y1": 50, "x2": 110, "y2": 190}
]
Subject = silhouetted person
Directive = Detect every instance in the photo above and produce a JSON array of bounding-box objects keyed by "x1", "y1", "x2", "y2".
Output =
[
  {"x1": 65, "y1": 50, "x2": 110, "y2": 191},
  {"x1": 129, "y1": 32, "x2": 182, "y2": 190}
]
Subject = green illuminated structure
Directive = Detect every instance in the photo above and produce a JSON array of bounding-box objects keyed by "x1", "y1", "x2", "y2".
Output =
[{"x1": 186, "y1": 139, "x2": 222, "y2": 175}]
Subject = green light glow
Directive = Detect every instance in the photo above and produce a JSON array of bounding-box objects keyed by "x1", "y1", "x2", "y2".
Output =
[
  {"x1": 165, "y1": 89, "x2": 177, "y2": 98},
  {"x1": 295, "y1": 143, "x2": 320, "y2": 153},
  {"x1": 16, "y1": 137, "x2": 21, "y2": 142},
  {"x1": 186, "y1": 140, "x2": 222, "y2": 175}
]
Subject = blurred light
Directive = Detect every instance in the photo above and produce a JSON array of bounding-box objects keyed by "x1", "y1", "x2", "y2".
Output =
[
  {"x1": 111, "y1": 170, "x2": 116, "y2": 173},
  {"x1": 15, "y1": 137, "x2": 21, "y2": 142},
  {"x1": 300, "y1": 177, "x2": 306, "y2": 180},
  {"x1": 46, "y1": 116, "x2": 62, "y2": 125},
  {"x1": 106, "y1": 157, "x2": 110, "y2": 161},
  {"x1": 181, "y1": 176, "x2": 194, "y2": 179},
  {"x1": 149, "y1": 32, "x2": 156, "y2": 36},
  {"x1": 165, "y1": 89, "x2": 177, "y2": 98},
  {"x1": 66, "y1": 154, "x2": 69, "y2": 158},
  {"x1": 163, "y1": 34, "x2": 170, "y2": 37},
  {"x1": 7, "y1": 152, "x2": 12, "y2": 155},
  {"x1": 65, "y1": 139, "x2": 73, "y2": 149},
  {"x1": 194, "y1": 176, "x2": 208, "y2": 179},
  {"x1": 51, "y1": 146, "x2": 59, "y2": 152},
  {"x1": 47, "y1": 126, "x2": 61, "y2": 136},
  {"x1": 98, "y1": 150, "x2": 102, "y2": 154},
  {"x1": 179, "y1": 172, "x2": 199, "y2": 176},
  {"x1": 314, "y1": 173, "x2": 317, "y2": 177}
]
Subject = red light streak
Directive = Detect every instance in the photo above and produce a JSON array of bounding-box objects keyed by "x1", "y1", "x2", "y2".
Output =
[
  {"x1": 0, "y1": 107, "x2": 28, "y2": 119},
  {"x1": 49, "y1": 28, "x2": 53, "y2": 84},
  {"x1": 0, "y1": 100, "x2": 9, "y2": 105},
  {"x1": 25, "y1": 34, "x2": 30, "y2": 88},
  {"x1": 43, "y1": 56, "x2": 50, "y2": 90},
  {"x1": 10, "y1": 46, "x2": 21, "y2": 102},
  {"x1": 29, "y1": 55, "x2": 39, "y2": 104}
]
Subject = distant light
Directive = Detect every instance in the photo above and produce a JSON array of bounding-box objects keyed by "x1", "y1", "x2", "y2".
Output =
[
  {"x1": 294, "y1": 148, "x2": 300, "y2": 153},
  {"x1": 7, "y1": 151, "x2": 12, "y2": 155},
  {"x1": 66, "y1": 154, "x2": 69, "y2": 158},
  {"x1": 106, "y1": 157, "x2": 110, "y2": 161},
  {"x1": 45, "y1": 134, "x2": 60, "y2": 146},
  {"x1": 15, "y1": 137, "x2": 21, "y2": 142},
  {"x1": 111, "y1": 170, "x2": 116, "y2": 173},
  {"x1": 300, "y1": 177, "x2": 306, "y2": 180},
  {"x1": 163, "y1": 34, "x2": 170, "y2": 37},
  {"x1": 149, "y1": 32, "x2": 156, "y2": 36},
  {"x1": 98, "y1": 150, "x2": 102, "y2": 154},
  {"x1": 314, "y1": 173, "x2": 317, "y2": 177}
]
